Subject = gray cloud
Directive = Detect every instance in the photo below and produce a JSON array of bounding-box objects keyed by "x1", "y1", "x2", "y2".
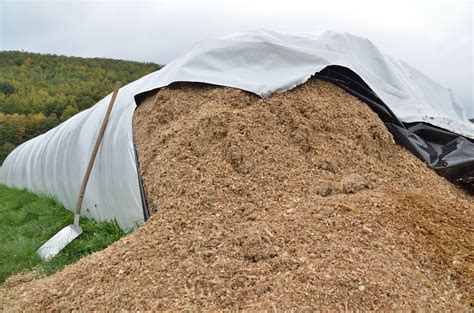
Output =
[{"x1": 1, "y1": 0, "x2": 472, "y2": 117}]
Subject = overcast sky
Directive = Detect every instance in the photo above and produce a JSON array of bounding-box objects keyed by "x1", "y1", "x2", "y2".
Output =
[{"x1": 1, "y1": 0, "x2": 472, "y2": 117}]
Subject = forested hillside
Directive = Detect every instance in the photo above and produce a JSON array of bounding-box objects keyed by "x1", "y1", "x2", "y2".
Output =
[{"x1": 0, "y1": 51, "x2": 161, "y2": 163}]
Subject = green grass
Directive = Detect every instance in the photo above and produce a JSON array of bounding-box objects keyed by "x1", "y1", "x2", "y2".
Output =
[{"x1": 0, "y1": 184, "x2": 126, "y2": 283}]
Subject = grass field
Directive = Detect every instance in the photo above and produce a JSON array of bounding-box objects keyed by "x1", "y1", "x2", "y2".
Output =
[{"x1": 0, "y1": 184, "x2": 126, "y2": 283}]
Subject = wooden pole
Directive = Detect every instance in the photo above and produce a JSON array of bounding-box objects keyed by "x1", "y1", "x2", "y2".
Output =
[{"x1": 73, "y1": 81, "x2": 121, "y2": 226}]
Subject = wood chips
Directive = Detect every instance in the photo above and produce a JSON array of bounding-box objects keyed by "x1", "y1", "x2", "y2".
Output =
[{"x1": 1, "y1": 79, "x2": 473, "y2": 310}]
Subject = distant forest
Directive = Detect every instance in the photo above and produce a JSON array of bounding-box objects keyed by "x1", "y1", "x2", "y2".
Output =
[{"x1": 0, "y1": 51, "x2": 161, "y2": 163}]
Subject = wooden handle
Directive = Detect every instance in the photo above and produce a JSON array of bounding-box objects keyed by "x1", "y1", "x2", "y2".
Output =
[{"x1": 74, "y1": 81, "x2": 121, "y2": 218}]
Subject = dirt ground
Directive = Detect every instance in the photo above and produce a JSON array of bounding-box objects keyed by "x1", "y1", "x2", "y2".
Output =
[{"x1": 1, "y1": 79, "x2": 472, "y2": 310}]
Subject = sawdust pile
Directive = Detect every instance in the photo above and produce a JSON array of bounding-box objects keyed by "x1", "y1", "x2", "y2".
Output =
[{"x1": 1, "y1": 79, "x2": 473, "y2": 310}]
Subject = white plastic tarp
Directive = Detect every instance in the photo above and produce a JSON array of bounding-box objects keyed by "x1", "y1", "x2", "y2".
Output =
[{"x1": 1, "y1": 29, "x2": 472, "y2": 230}]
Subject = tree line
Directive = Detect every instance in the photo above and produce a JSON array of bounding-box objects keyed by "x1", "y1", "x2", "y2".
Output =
[{"x1": 0, "y1": 51, "x2": 161, "y2": 163}]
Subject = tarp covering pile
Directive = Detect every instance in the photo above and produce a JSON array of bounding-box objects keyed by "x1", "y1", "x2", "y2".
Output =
[
  {"x1": 1, "y1": 78, "x2": 473, "y2": 310},
  {"x1": 0, "y1": 29, "x2": 473, "y2": 229}
]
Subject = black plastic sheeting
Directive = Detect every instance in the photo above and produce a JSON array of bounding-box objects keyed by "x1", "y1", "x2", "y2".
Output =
[
  {"x1": 316, "y1": 65, "x2": 474, "y2": 188},
  {"x1": 132, "y1": 124, "x2": 150, "y2": 221}
]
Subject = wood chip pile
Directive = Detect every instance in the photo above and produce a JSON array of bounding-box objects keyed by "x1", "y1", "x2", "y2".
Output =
[{"x1": 1, "y1": 79, "x2": 472, "y2": 310}]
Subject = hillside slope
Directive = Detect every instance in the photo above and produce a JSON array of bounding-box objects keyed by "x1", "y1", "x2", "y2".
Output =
[{"x1": 0, "y1": 51, "x2": 161, "y2": 163}]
